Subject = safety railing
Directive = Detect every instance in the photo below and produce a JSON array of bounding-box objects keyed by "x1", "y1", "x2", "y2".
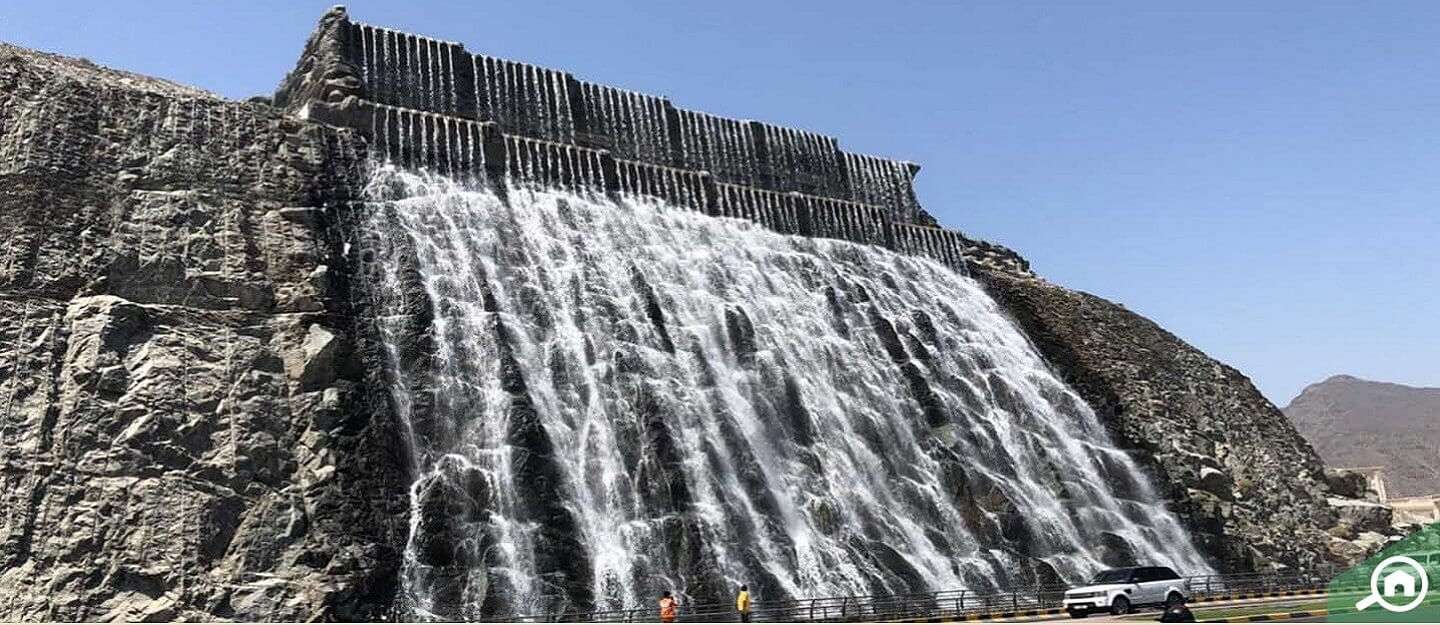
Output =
[{"x1": 445, "y1": 566, "x2": 1352, "y2": 622}]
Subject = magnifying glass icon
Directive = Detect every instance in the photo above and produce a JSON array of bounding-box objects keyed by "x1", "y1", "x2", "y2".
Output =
[{"x1": 1355, "y1": 555, "x2": 1429, "y2": 613}]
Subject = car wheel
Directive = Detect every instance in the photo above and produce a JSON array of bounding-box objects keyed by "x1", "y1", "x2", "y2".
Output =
[
  {"x1": 1166, "y1": 592, "x2": 1184, "y2": 608},
  {"x1": 1067, "y1": 608, "x2": 1089, "y2": 619},
  {"x1": 1110, "y1": 595, "x2": 1131, "y2": 616}
]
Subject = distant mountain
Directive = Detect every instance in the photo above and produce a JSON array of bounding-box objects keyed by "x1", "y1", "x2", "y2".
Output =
[{"x1": 1284, "y1": 375, "x2": 1440, "y2": 498}]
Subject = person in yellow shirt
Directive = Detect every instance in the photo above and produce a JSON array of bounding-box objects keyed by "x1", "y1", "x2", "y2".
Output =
[{"x1": 736, "y1": 584, "x2": 752, "y2": 622}]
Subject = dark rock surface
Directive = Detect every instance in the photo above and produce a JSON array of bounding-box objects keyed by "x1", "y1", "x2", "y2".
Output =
[
  {"x1": 0, "y1": 44, "x2": 405, "y2": 621},
  {"x1": 1324, "y1": 469, "x2": 1374, "y2": 500},
  {"x1": 972, "y1": 266, "x2": 1345, "y2": 572}
]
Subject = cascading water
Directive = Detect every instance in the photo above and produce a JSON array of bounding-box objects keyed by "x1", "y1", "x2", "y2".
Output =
[{"x1": 356, "y1": 166, "x2": 1210, "y2": 620}]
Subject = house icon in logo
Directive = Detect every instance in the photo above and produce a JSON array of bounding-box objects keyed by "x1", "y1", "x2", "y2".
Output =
[{"x1": 1383, "y1": 568, "x2": 1419, "y2": 599}]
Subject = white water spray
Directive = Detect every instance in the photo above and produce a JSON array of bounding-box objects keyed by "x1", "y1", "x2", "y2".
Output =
[{"x1": 359, "y1": 166, "x2": 1210, "y2": 619}]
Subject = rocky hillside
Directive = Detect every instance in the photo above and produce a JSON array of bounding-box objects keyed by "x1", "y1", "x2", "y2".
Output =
[
  {"x1": 971, "y1": 266, "x2": 1350, "y2": 573},
  {"x1": 1285, "y1": 375, "x2": 1440, "y2": 498},
  {"x1": 0, "y1": 44, "x2": 404, "y2": 620}
]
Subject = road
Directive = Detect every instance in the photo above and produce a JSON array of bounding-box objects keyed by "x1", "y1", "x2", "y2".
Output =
[{"x1": 1002, "y1": 592, "x2": 1333, "y2": 623}]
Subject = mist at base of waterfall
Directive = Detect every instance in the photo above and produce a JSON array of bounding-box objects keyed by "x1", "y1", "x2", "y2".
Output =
[{"x1": 355, "y1": 166, "x2": 1210, "y2": 619}]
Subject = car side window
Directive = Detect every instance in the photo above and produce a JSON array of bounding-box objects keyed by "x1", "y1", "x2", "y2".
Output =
[
  {"x1": 1155, "y1": 567, "x2": 1180, "y2": 581},
  {"x1": 1132, "y1": 568, "x2": 1154, "y2": 583}
]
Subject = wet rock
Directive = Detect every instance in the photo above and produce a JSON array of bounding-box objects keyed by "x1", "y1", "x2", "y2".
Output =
[
  {"x1": 1098, "y1": 532, "x2": 1139, "y2": 567},
  {"x1": 413, "y1": 459, "x2": 490, "y2": 568},
  {"x1": 869, "y1": 309, "x2": 950, "y2": 427},
  {"x1": 725, "y1": 305, "x2": 757, "y2": 365},
  {"x1": 866, "y1": 539, "x2": 931, "y2": 593},
  {"x1": 498, "y1": 318, "x2": 595, "y2": 613},
  {"x1": 780, "y1": 375, "x2": 816, "y2": 446},
  {"x1": 631, "y1": 268, "x2": 676, "y2": 353},
  {"x1": 870, "y1": 311, "x2": 910, "y2": 363}
]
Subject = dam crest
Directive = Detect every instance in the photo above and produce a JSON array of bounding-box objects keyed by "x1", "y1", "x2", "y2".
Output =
[{"x1": 274, "y1": 5, "x2": 1030, "y2": 275}]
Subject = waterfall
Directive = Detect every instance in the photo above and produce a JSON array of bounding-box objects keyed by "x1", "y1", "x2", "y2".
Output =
[
  {"x1": 357, "y1": 166, "x2": 1210, "y2": 620},
  {"x1": 579, "y1": 85, "x2": 669, "y2": 163}
]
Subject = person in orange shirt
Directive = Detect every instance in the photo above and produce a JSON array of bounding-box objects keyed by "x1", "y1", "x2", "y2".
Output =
[
  {"x1": 659, "y1": 591, "x2": 678, "y2": 623},
  {"x1": 736, "y1": 584, "x2": 752, "y2": 622}
]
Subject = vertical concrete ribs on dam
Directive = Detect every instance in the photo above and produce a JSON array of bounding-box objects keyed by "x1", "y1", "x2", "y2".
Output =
[{"x1": 275, "y1": 5, "x2": 984, "y2": 272}]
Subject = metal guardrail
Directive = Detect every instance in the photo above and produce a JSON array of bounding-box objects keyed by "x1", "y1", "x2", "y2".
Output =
[{"x1": 443, "y1": 566, "x2": 1350, "y2": 622}]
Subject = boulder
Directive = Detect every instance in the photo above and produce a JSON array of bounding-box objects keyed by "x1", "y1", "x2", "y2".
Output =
[
  {"x1": 292, "y1": 324, "x2": 341, "y2": 391},
  {"x1": 1327, "y1": 497, "x2": 1393, "y2": 535},
  {"x1": 1098, "y1": 532, "x2": 1139, "y2": 567},
  {"x1": 1328, "y1": 531, "x2": 1392, "y2": 566},
  {"x1": 1324, "y1": 470, "x2": 1372, "y2": 500}
]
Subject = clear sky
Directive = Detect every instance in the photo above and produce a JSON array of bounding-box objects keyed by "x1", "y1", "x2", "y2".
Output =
[{"x1": 3, "y1": 1, "x2": 1435, "y2": 404}]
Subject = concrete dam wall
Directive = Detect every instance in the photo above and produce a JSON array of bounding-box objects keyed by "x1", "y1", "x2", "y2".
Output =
[{"x1": 274, "y1": 6, "x2": 1030, "y2": 275}]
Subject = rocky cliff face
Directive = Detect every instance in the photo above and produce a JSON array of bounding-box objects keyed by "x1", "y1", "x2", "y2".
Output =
[
  {"x1": 971, "y1": 266, "x2": 1350, "y2": 572},
  {"x1": 0, "y1": 45, "x2": 404, "y2": 620}
]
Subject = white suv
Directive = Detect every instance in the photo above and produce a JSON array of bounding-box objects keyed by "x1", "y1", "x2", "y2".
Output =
[{"x1": 1062, "y1": 566, "x2": 1189, "y2": 618}]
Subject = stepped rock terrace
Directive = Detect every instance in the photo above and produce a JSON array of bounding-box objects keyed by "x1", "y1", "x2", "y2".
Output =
[{"x1": 274, "y1": 6, "x2": 1031, "y2": 275}]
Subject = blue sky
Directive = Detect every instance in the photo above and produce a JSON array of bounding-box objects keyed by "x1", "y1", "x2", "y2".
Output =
[{"x1": 3, "y1": 1, "x2": 1435, "y2": 403}]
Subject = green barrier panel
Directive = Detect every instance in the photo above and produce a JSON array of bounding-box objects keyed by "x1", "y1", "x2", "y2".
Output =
[{"x1": 1328, "y1": 523, "x2": 1440, "y2": 622}]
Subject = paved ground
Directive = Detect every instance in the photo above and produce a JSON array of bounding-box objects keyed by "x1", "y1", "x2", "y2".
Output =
[
  {"x1": 1001, "y1": 592, "x2": 1334, "y2": 623},
  {"x1": 1184, "y1": 598, "x2": 1328, "y2": 623}
]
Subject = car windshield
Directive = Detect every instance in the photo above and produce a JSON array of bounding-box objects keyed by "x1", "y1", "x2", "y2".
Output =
[{"x1": 1089, "y1": 569, "x2": 1133, "y2": 584}]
